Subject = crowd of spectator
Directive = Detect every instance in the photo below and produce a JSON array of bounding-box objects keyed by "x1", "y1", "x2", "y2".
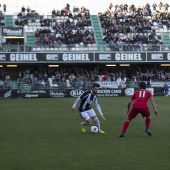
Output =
[
  {"x1": 52, "y1": 3, "x2": 70, "y2": 16},
  {"x1": 15, "y1": 6, "x2": 40, "y2": 26},
  {"x1": 14, "y1": 4, "x2": 94, "y2": 48},
  {"x1": 34, "y1": 4, "x2": 95, "y2": 47},
  {"x1": 1, "y1": 64, "x2": 170, "y2": 90},
  {"x1": 2, "y1": 1, "x2": 170, "y2": 52},
  {"x1": 16, "y1": 65, "x2": 170, "y2": 89},
  {"x1": 99, "y1": 2, "x2": 170, "y2": 51},
  {"x1": 34, "y1": 27, "x2": 94, "y2": 48}
]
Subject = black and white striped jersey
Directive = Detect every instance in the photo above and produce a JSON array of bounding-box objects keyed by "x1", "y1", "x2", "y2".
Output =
[{"x1": 72, "y1": 90, "x2": 103, "y2": 115}]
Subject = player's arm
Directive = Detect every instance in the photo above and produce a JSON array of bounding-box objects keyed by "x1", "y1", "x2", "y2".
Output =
[
  {"x1": 149, "y1": 97, "x2": 158, "y2": 115},
  {"x1": 127, "y1": 99, "x2": 133, "y2": 113},
  {"x1": 94, "y1": 98, "x2": 106, "y2": 120},
  {"x1": 71, "y1": 97, "x2": 81, "y2": 111}
]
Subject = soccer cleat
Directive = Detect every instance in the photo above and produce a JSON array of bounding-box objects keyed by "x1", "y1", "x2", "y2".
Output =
[
  {"x1": 99, "y1": 130, "x2": 105, "y2": 134},
  {"x1": 119, "y1": 133, "x2": 125, "y2": 137},
  {"x1": 81, "y1": 125, "x2": 86, "y2": 133},
  {"x1": 145, "y1": 130, "x2": 152, "y2": 136}
]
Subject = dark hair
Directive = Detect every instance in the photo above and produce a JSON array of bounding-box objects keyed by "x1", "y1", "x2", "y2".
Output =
[
  {"x1": 138, "y1": 82, "x2": 146, "y2": 89},
  {"x1": 92, "y1": 83, "x2": 100, "y2": 88}
]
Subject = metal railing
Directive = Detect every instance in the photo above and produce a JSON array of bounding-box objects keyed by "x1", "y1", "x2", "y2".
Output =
[
  {"x1": 0, "y1": 44, "x2": 170, "y2": 52},
  {"x1": 0, "y1": 81, "x2": 166, "y2": 91}
]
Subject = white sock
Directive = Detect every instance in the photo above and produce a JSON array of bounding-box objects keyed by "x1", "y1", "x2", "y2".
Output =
[{"x1": 93, "y1": 117, "x2": 100, "y2": 130}]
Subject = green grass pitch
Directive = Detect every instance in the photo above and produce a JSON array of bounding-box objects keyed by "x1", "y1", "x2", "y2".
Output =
[{"x1": 0, "y1": 97, "x2": 170, "y2": 170}]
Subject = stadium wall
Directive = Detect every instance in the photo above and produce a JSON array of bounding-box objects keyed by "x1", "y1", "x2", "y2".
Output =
[
  {"x1": 0, "y1": 87, "x2": 166, "y2": 99},
  {"x1": 0, "y1": 52, "x2": 170, "y2": 63}
]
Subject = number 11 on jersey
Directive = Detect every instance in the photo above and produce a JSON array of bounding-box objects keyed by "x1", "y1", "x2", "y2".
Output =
[{"x1": 139, "y1": 91, "x2": 146, "y2": 97}]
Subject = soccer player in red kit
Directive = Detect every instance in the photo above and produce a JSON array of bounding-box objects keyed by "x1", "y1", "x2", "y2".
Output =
[{"x1": 120, "y1": 82, "x2": 158, "y2": 137}]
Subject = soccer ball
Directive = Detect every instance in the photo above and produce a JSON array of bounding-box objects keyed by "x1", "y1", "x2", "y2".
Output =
[{"x1": 91, "y1": 126, "x2": 99, "y2": 134}]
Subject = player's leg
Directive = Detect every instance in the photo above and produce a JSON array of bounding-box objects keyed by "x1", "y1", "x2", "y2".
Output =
[
  {"x1": 119, "y1": 108, "x2": 138, "y2": 137},
  {"x1": 145, "y1": 116, "x2": 152, "y2": 136},
  {"x1": 81, "y1": 119, "x2": 92, "y2": 126},
  {"x1": 91, "y1": 116, "x2": 105, "y2": 133},
  {"x1": 142, "y1": 108, "x2": 152, "y2": 136},
  {"x1": 89, "y1": 109, "x2": 105, "y2": 134},
  {"x1": 80, "y1": 111, "x2": 92, "y2": 132},
  {"x1": 119, "y1": 119, "x2": 131, "y2": 137},
  {"x1": 145, "y1": 116, "x2": 151, "y2": 130}
]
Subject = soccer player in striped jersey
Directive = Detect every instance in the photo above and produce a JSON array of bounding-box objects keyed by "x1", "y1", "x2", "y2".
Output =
[
  {"x1": 71, "y1": 83, "x2": 106, "y2": 133},
  {"x1": 120, "y1": 82, "x2": 158, "y2": 137}
]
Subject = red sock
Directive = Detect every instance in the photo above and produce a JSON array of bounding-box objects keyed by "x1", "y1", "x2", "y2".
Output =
[
  {"x1": 145, "y1": 117, "x2": 151, "y2": 130},
  {"x1": 122, "y1": 120, "x2": 130, "y2": 134}
]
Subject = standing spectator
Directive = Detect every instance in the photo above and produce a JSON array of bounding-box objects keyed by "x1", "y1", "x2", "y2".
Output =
[
  {"x1": 52, "y1": 8, "x2": 56, "y2": 16},
  {"x1": 66, "y1": 3, "x2": 70, "y2": 12},
  {"x1": 130, "y1": 3, "x2": 135, "y2": 12},
  {"x1": 109, "y1": 2, "x2": 113, "y2": 10},
  {"x1": 114, "y1": 4, "x2": 118, "y2": 12},
  {"x1": 124, "y1": 4, "x2": 128, "y2": 12},
  {"x1": 61, "y1": 8, "x2": 64, "y2": 16},
  {"x1": 145, "y1": 2, "x2": 150, "y2": 11},
  {"x1": 158, "y1": 1, "x2": 163, "y2": 10},
  {"x1": 164, "y1": 3, "x2": 169, "y2": 12},
  {"x1": 3, "y1": 4, "x2": 6, "y2": 13},
  {"x1": 1, "y1": 18, "x2": 5, "y2": 26},
  {"x1": 27, "y1": 6, "x2": 31, "y2": 13},
  {"x1": 152, "y1": 3, "x2": 157, "y2": 11},
  {"x1": 21, "y1": 5, "x2": 25, "y2": 13},
  {"x1": 164, "y1": 83, "x2": 169, "y2": 96}
]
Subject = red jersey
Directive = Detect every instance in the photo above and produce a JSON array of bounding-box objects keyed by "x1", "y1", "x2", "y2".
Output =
[{"x1": 131, "y1": 89, "x2": 152, "y2": 108}]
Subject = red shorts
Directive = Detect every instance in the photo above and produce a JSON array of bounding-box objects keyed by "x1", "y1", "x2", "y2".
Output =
[{"x1": 128, "y1": 108, "x2": 150, "y2": 120}]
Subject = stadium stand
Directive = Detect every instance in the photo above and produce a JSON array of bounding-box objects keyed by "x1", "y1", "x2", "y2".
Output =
[
  {"x1": 0, "y1": 2, "x2": 170, "y2": 90},
  {"x1": 12, "y1": 5, "x2": 97, "y2": 52},
  {"x1": 1, "y1": 2, "x2": 170, "y2": 52},
  {"x1": 98, "y1": 3, "x2": 170, "y2": 51},
  {"x1": 1, "y1": 64, "x2": 169, "y2": 90}
]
